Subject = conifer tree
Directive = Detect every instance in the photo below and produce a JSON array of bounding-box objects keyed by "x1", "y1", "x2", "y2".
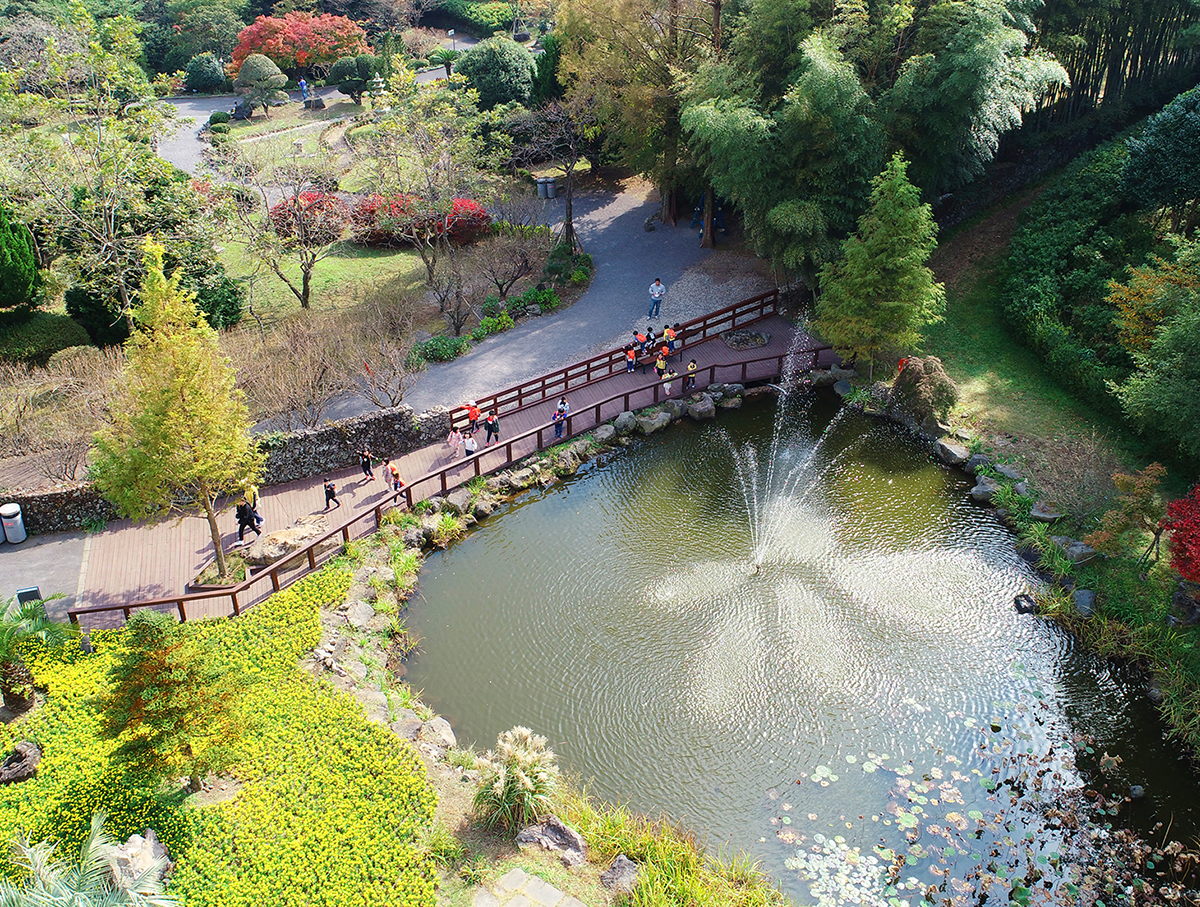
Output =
[
  {"x1": 0, "y1": 205, "x2": 42, "y2": 316},
  {"x1": 91, "y1": 240, "x2": 264, "y2": 580},
  {"x1": 813, "y1": 153, "x2": 945, "y2": 379}
]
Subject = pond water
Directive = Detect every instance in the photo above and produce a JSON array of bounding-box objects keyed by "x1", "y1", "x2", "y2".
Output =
[{"x1": 406, "y1": 393, "x2": 1200, "y2": 903}]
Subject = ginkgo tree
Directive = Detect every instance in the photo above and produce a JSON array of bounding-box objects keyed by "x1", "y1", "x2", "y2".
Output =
[{"x1": 91, "y1": 240, "x2": 264, "y2": 581}]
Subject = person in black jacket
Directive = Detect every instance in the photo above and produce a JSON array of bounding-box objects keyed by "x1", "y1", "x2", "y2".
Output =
[{"x1": 236, "y1": 501, "x2": 261, "y2": 541}]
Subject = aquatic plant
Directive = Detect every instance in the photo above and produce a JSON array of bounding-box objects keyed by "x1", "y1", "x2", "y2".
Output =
[{"x1": 473, "y1": 726, "x2": 560, "y2": 832}]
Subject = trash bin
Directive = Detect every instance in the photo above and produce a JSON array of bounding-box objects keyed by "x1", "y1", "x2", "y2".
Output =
[
  {"x1": 544, "y1": 178, "x2": 557, "y2": 199},
  {"x1": 1, "y1": 503, "x2": 26, "y2": 544},
  {"x1": 536, "y1": 177, "x2": 548, "y2": 199}
]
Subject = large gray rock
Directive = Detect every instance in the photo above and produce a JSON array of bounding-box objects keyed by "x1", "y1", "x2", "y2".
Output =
[
  {"x1": 688, "y1": 394, "x2": 717, "y2": 420},
  {"x1": 1029, "y1": 503, "x2": 1063, "y2": 523},
  {"x1": 593, "y1": 424, "x2": 616, "y2": 445},
  {"x1": 444, "y1": 488, "x2": 473, "y2": 515},
  {"x1": 614, "y1": 411, "x2": 637, "y2": 435},
  {"x1": 0, "y1": 741, "x2": 40, "y2": 784},
  {"x1": 419, "y1": 716, "x2": 456, "y2": 748},
  {"x1": 935, "y1": 439, "x2": 970, "y2": 466},
  {"x1": 833, "y1": 379, "x2": 854, "y2": 398},
  {"x1": 600, "y1": 854, "x2": 639, "y2": 892},
  {"x1": 724, "y1": 383, "x2": 745, "y2": 397},
  {"x1": 357, "y1": 690, "x2": 390, "y2": 724},
  {"x1": 473, "y1": 499, "x2": 495, "y2": 519},
  {"x1": 244, "y1": 515, "x2": 334, "y2": 567},
  {"x1": 555, "y1": 449, "x2": 581, "y2": 474},
  {"x1": 636, "y1": 411, "x2": 672, "y2": 434},
  {"x1": 717, "y1": 395, "x2": 743, "y2": 410},
  {"x1": 663, "y1": 399, "x2": 689, "y2": 421},
  {"x1": 994, "y1": 463, "x2": 1022, "y2": 481},
  {"x1": 508, "y1": 468, "x2": 539, "y2": 490},
  {"x1": 809, "y1": 369, "x2": 836, "y2": 388},
  {"x1": 108, "y1": 829, "x2": 171, "y2": 890},
  {"x1": 1072, "y1": 589, "x2": 1096, "y2": 618},
  {"x1": 970, "y1": 475, "x2": 1001, "y2": 503},
  {"x1": 830, "y1": 364, "x2": 857, "y2": 380},
  {"x1": 1051, "y1": 536, "x2": 1098, "y2": 565},
  {"x1": 964, "y1": 454, "x2": 991, "y2": 475},
  {"x1": 345, "y1": 599, "x2": 375, "y2": 629},
  {"x1": 721, "y1": 329, "x2": 770, "y2": 350},
  {"x1": 516, "y1": 815, "x2": 588, "y2": 867},
  {"x1": 390, "y1": 708, "x2": 423, "y2": 741},
  {"x1": 401, "y1": 527, "x2": 425, "y2": 548}
]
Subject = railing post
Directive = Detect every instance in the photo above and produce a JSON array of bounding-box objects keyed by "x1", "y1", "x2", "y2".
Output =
[
  {"x1": 440, "y1": 472, "x2": 449, "y2": 494},
  {"x1": 123, "y1": 606, "x2": 132, "y2": 621},
  {"x1": 271, "y1": 568, "x2": 281, "y2": 592},
  {"x1": 374, "y1": 505, "x2": 382, "y2": 527},
  {"x1": 230, "y1": 590, "x2": 240, "y2": 616},
  {"x1": 178, "y1": 601, "x2": 188, "y2": 622},
  {"x1": 405, "y1": 487, "x2": 413, "y2": 509},
  {"x1": 342, "y1": 525, "x2": 350, "y2": 544},
  {"x1": 307, "y1": 547, "x2": 317, "y2": 569}
]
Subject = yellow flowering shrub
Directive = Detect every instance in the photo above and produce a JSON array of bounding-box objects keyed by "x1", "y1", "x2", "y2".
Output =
[{"x1": 0, "y1": 566, "x2": 439, "y2": 907}]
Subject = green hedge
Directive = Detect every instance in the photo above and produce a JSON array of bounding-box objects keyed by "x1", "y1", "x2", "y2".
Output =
[
  {"x1": 0, "y1": 311, "x2": 92, "y2": 365},
  {"x1": 441, "y1": 0, "x2": 515, "y2": 32},
  {"x1": 413, "y1": 334, "x2": 471, "y2": 363},
  {"x1": 1000, "y1": 135, "x2": 1158, "y2": 412},
  {"x1": 1, "y1": 566, "x2": 438, "y2": 907}
]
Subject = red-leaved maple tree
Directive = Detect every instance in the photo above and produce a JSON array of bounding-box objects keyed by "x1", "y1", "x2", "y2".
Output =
[
  {"x1": 1167, "y1": 484, "x2": 1200, "y2": 584},
  {"x1": 231, "y1": 13, "x2": 369, "y2": 73}
]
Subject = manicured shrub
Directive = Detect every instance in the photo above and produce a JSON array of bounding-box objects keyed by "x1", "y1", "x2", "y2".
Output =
[
  {"x1": 186, "y1": 52, "x2": 227, "y2": 93},
  {"x1": 454, "y1": 36, "x2": 535, "y2": 109},
  {"x1": 518, "y1": 286, "x2": 559, "y2": 312},
  {"x1": 269, "y1": 192, "x2": 350, "y2": 244},
  {"x1": 209, "y1": 110, "x2": 232, "y2": 126},
  {"x1": 440, "y1": 0, "x2": 515, "y2": 33},
  {"x1": 350, "y1": 195, "x2": 490, "y2": 247},
  {"x1": 413, "y1": 335, "x2": 470, "y2": 362},
  {"x1": 209, "y1": 122, "x2": 230, "y2": 134},
  {"x1": 0, "y1": 310, "x2": 93, "y2": 364}
]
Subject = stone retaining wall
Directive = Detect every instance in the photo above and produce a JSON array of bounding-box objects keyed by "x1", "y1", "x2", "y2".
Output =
[{"x1": 5, "y1": 404, "x2": 453, "y2": 536}]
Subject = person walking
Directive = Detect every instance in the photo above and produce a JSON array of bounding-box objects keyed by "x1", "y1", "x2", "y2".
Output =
[
  {"x1": 625, "y1": 345, "x2": 637, "y2": 372},
  {"x1": 463, "y1": 433, "x2": 478, "y2": 456},
  {"x1": 484, "y1": 410, "x2": 500, "y2": 446},
  {"x1": 654, "y1": 352, "x2": 667, "y2": 379},
  {"x1": 387, "y1": 463, "x2": 406, "y2": 504},
  {"x1": 447, "y1": 428, "x2": 463, "y2": 458},
  {"x1": 648, "y1": 278, "x2": 666, "y2": 319},
  {"x1": 243, "y1": 482, "x2": 264, "y2": 528},
  {"x1": 466, "y1": 402, "x2": 481, "y2": 434},
  {"x1": 384, "y1": 459, "x2": 402, "y2": 493},
  {"x1": 299, "y1": 77, "x2": 309, "y2": 102},
  {"x1": 665, "y1": 325, "x2": 677, "y2": 354},
  {"x1": 323, "y1": 479, "x2": 340, "y2": 510},
  {"x1": 236, "y1": 500, "x2": 261, "y2": 541},
  {"x1": 684, "y1": 358, "x2": 698, "y2": 391},
  {"x1": 662, "y1": 369, "x2": 677, "y2": 395},
  {"x1": 359, "y1": 447, "x2": 375, "y2": 481}
]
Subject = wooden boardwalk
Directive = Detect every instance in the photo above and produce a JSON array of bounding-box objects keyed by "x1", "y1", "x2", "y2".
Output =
[{"x1": 72, "y1": 304, "x2": 833, "y2": 630}]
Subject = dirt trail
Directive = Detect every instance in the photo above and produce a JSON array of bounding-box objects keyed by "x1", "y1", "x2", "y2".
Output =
[{"x1": 929, "y1": 187, "x2": 1044, "y2": 293}]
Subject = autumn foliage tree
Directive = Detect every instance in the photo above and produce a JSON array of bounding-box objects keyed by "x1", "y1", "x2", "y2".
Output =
[
  {"x1": 1106, "y1": 241, "x2": 1200, "y2": 355},
  {"x1": 231, "y1": 12, "x2": 369, "y2": 73},
  {"x1": 1084, "y1": 463, "x2": 1169, "y2": 564},
  {"x1": 1167, "y1": 485, "x2": 1200, "y2": 585}
]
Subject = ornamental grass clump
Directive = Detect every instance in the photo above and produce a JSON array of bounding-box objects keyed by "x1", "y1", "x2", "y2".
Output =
[{"x1": 473, "y1": 726, "x2": 559, "y2": 832}]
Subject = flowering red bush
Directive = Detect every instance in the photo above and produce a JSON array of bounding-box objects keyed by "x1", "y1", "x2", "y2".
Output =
[
  {"x1": 232, "y1": 12, "x2": 369, "y2": 73},
  {"x1": 1167, "y1": 484, "x2": 1200, "y2": 584},
  {"x1": 349, "y1": 194, "x2": 491, "y2": 246},
  {"x1": 269, "y1": 192, "x2": 350, "y2": 245}
]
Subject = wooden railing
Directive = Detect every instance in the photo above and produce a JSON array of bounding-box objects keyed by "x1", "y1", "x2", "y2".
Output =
[
  {"x1": 449, "y1": 290, "x2": 780, "y2": 427},
  {"x1": 67, "y1": 292, "x2": 822, "y2": 632}
]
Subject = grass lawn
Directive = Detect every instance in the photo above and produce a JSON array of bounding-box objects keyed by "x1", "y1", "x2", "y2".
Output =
[
  {"x1": 218, "y1": 241, "x2": 426, "y2": 320},
  {"x1": 228, "y1": 100, "x2": 363, "y2": 139}
]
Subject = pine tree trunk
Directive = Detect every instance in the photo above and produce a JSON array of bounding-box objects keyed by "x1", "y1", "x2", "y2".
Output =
[{"x1": 202, "y1": 490, "x2": 228, "y2": 580}]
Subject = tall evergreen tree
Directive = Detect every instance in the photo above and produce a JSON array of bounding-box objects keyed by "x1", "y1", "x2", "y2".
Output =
[
  {"x1": 91, "y1": 240, "x2": 264, "y2": 580},
  {"x1": 812, "y1": 153, "x2": 945, "y2": 378},
  {"x1": 0, "y1": 206, "x2": 41, "y2": 316}
]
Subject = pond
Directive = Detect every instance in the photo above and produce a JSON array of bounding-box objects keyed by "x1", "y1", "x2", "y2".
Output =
[{"x1": 406, "y1": 392, "x2": 1200, "y2": 903}]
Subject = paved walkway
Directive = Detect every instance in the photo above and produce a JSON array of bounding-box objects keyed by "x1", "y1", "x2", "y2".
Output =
[
  {"x1": 473, "y1": 868, "x2": 588, "y2": 907},
  {"x1": 64, "y1": 314, "x2": 830, "y2": 628}
]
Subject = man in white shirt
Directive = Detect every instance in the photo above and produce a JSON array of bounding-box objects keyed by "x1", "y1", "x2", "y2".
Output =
[{"x1": 648, "y1": 278, "x2": 666, "y2": 318}]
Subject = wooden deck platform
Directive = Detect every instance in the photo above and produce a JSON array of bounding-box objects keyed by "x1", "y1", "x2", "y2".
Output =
[{"x1": 72, "y1": 306, "x2": 833, "y2": 629}]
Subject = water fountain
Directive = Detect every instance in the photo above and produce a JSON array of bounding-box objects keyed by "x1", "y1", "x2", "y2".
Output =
[{"x1": 406, "y1": 373, "x2": 1200, "y2": 903}]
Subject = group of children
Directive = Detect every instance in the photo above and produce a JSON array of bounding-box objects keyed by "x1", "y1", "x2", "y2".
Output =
[
  {"x1": 321, "y1": 447, "x2": 408, "y2": 511},
  {"x1": 445, "y1": 403, "x2": 502, "y2": 459},
  {"x1": 234, "y1": 483, "x2": 264, "y2": 542},
  {"x1": 625, "y1": 324, "x2": 684, "y2": 374}
]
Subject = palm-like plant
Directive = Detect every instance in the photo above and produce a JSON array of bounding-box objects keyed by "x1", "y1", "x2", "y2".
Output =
[
  {"x1": 0, "y1": 811, "x2": 177, "y2": 906},
  {"x1": 0, "y1": 595, "x2": 75, "y2": 713},
  {"x1": 428, "y1": 47, "x2": 460, "y2": 79}
]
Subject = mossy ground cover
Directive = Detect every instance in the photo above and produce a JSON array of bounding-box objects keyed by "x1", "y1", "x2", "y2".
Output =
[{"x1": 0, "y1": 566, "x2": 439, "y2": 906}]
